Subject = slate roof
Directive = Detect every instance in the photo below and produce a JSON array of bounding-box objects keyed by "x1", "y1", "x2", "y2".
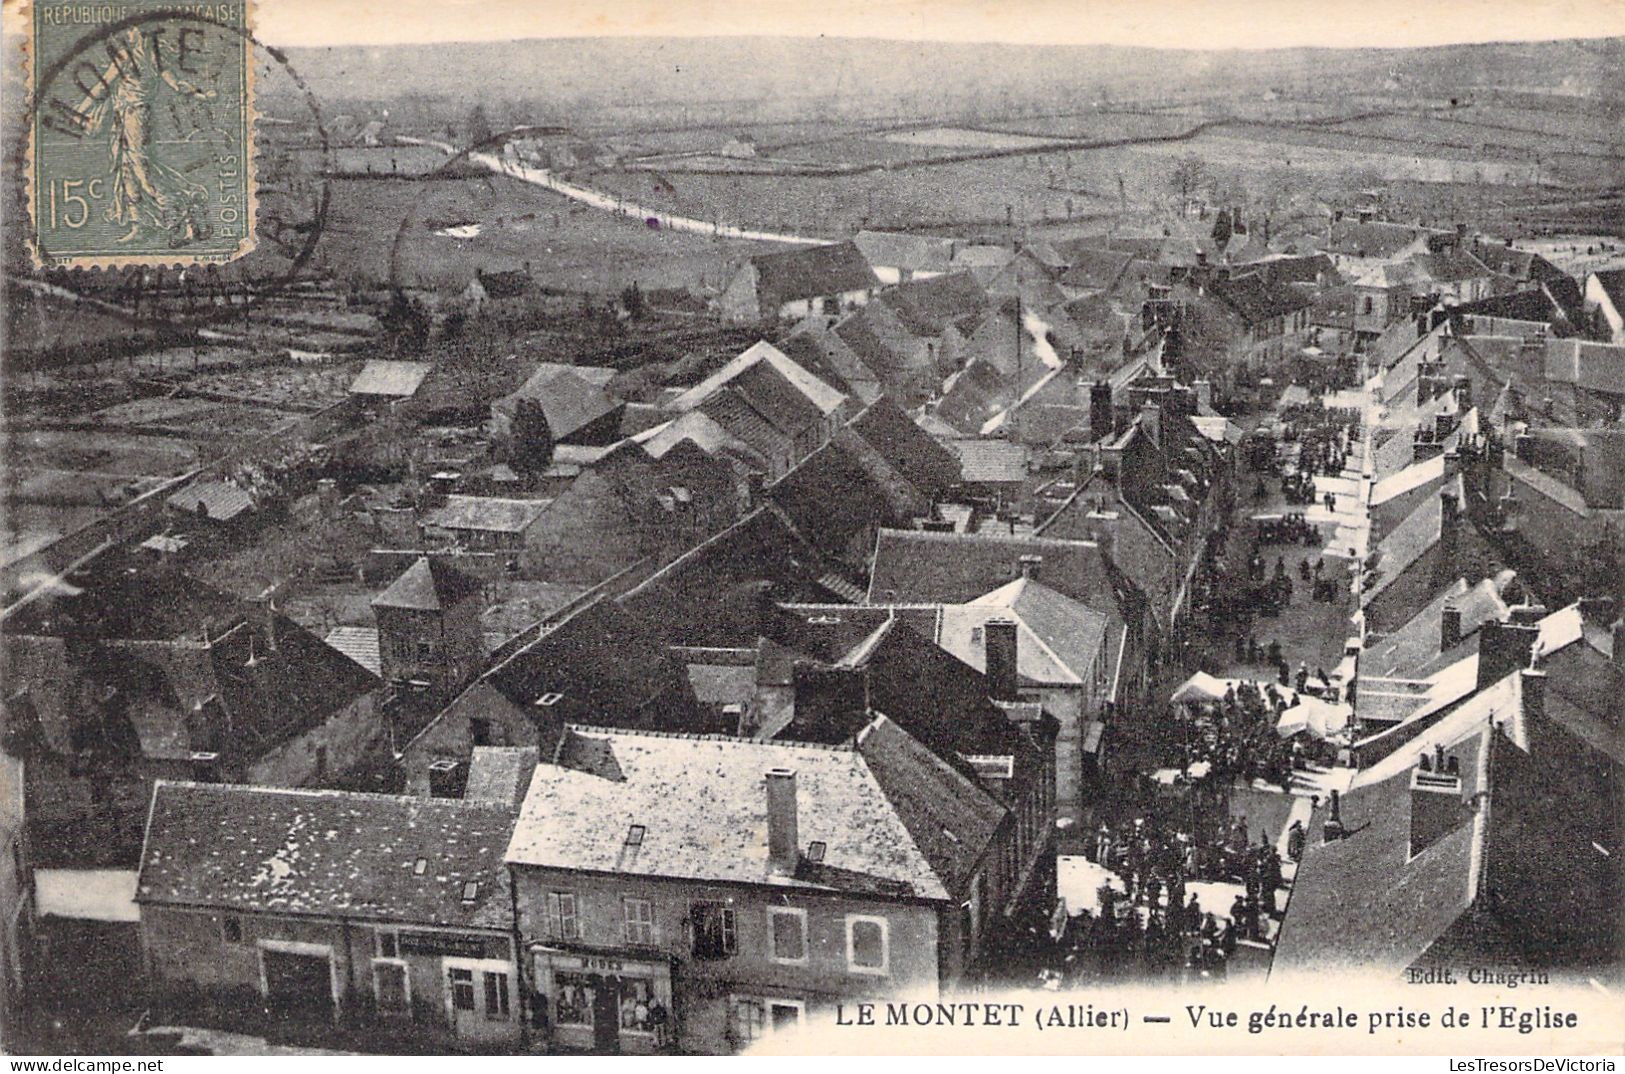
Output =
[
  {"x1": 506, "y1": 715, "x2": 1002, "y2": 902},
  {"x1": 944, "y1": 577, "x2": 1108, "y2": 685},
  {"x1": 1590, "y1": 268, "x2": 1625, "y2": 313},
  {"x1": 423, "y1": 495, "x2": 550, "y2": 534},
  {"x1": 750, "y1": 241, "x2": 879, "y2": 306},
  {"x1": 853, "y1": 230, "x2": 957, "y2": 275},
  {"x1": 1055, "y1": 245, "x2": 1135, "y2": 293},
  {"x1": 513, "y1": 370, "x2": 622, "y2": 441},
  {"x1": 848, "y1": 395, "x2": 962, "y2": 499},
  {"x1": 934, "y1": 360, "x2": 1013, "y2": 436},
  {"x1": 775, "y1": 331, "x2": 881, "y2": 402},
  {"x1": 349, "y1": 360, "x2": 431, "y2": 398},
  {"x1": 698, "y1": 388, "x2": 794, "y2": 465},
  {"x1": 324, "y1": 625, "x2": 382, "y2": 677},
  {"x1": 1412, "y1": 248, "x2": 1495, "y2": 284},
  {"x1": 166, "y1": 480, "x2": 254, "y2": 522},
  {"x1": 137, "y1": 782, "x2": 516, "y2": 930},
  {"x1": 464, "y1": 746, "x2": 540, "y2": 808},
  {"x1": 1362, "y1": 576, "x2": 1512, "y2": 679},
  {"x1": 1545, "y1": 341, "x2": 1625, "y2": 398},
  {"x1": 464, "y1": 597, "x2": 708, "y2": 733},
  {"x1": 1361, "y1": 478, "x2": 1462, "y2": 611},
  {"x1": 949, "y1": 438, "x2": 1029, "y2": 485},
  {"x1": 1323, "y1": 221, "x2": 1440, "y2": 260},
  {"x1": 669, "y1": 340, "x2": 846, "y2": 416},
  {"x1": 373, "y1": 556, "x2": 483, "y2": 612},
  {"x1": 1206, "y1": 273, "x2": 1313, "y2": 324},
  {"x1": 731, "y1": 360, "x2": 826, "y2": 437},
  {"x1": 875, "y1": 271, "x2": 988, "y2": 337},
  {"x1": 868, "y1": 528, "x2": 1140, "y2": 633},
  {"x1": 768, "y1": 441, "x2": 913, "y2": 560},
  {"x1": 1270, "y1": 723, "x2": 1491, "y2": 976}
]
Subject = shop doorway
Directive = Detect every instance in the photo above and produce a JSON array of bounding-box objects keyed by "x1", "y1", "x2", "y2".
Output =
[{"x1": 590, "y1": 975, "x2": 620, "y2": 1052}]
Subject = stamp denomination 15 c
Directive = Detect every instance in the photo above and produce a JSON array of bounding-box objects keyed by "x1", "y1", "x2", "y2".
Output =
[{"x1": 30, "y1": 0, "x2": 256, "y2": 268}]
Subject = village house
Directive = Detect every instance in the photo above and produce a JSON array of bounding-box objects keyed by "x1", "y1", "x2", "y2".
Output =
[
  {"x1": 349, "y1": 360, "x2": 432, "y2": 409},
  {"x1": 135, "y1": 782, "x2": 522, "y2": 1047},
  {"x1": 372, "y1": 557, "x2": 487, "y2": 707},
  {"x1": 420, "y1": 496, "x2": 551, "y2": 563},
  {"x1": 0, "y1": 559, "x2": 383, "y2": 876},
  {"x1": 852, "y1": 230, "x2": 958, "y2": 285},
  {"x1": 398, "y1": 597, "x2": 714, "y2": 799},
  {"x1": 719, "y1": 242, "x2": 879, "y2": 325},
  {"x1": 756, "y1": 601, "x2": 1057, "y2": 897},
  {"x1": 505, "y1": 714, "x2": 1014, "y2": 1053},
  {"x1": 490, "y1": 364, "x2": 625, "y2": 448}
]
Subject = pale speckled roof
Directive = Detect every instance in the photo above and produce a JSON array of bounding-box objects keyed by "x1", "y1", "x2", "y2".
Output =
[
  {"x1": 505, "y1": 720, "x2": 992, "y2": 901},
  {"x1": 137, "y1": 782, "x2": 517, "y2": 930}
]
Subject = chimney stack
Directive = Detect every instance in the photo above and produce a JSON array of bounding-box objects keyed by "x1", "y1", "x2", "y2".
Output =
[
  {"x1": 1434, "y1": 489, "x2": 1460, "y2": 587},
  {"x1": 1409, "y1": 760, "x2": 1465, "y2": 859},
  {"x1": 1519, "y1": 667, "x2": 1546, "y2": 725},
  {"x1": 1440, "y1": 604, "x2": 1463, "y2": 651},
  {"x1": 1614, "y1": 620, "x2": 1624, "y2": 669},
  {"x1": 984, "y1": 618, "x2": 1020, "y2": 703},
  {"x1": 1018, "y1": 554, "x2": 1042, "y2": 582},
  {"x1": 1474, "y1": 620, "x2": 1540, "y2": 691},
  {"x1": 766, "y1": 768, "x2": 799, "y2": 875},
  {"x1": 1089, "y1": 381, "x2": 1113, "y2": 443}
]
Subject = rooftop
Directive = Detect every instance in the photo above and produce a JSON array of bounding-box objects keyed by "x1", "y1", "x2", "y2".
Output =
[
  {"x1": 137, "y1": 782, "x2": 516, "y2": 930},
  {"x1": 349, "y1": 359, "x2": 431, "y2": 398},
  {"x1": 506, "y1": 715, "x2": 1002, "y2": 902}
]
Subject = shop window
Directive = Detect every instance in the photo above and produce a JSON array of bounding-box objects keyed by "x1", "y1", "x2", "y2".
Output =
[
  {"x1": 623, "y1": 897, "x2": 655, "y2": 945},
  {"x1": 845, "y1": 915, "x2": 889, "y2": 975},
  {"x1": 768, "y1": 907, "x2": 807, "y2": 964},
  {"x1": 220, "y1": 915, "x2": 244, "y2": 944},
  {"x1": 618, "y1": 977, "x2": 657, "y2": 1032},
  {"x1": 555, "y1": 978, "x2": 591, "y2": 1026},
  {"x1": 449, "y1": 967, "x2": 476, "y2": 1011},
  {"x1": 546, "y1": 892, "x2": 579, "y2": 941},
  {"x1": 482, "y1": 971, "x2": 510, "y2": 1020},
  {"x1": 373, "y1": 960, "x2": 409, "y2": 1015},
  {"x1": 690, "y1": 902, "x2": 736, "y2": 959}
]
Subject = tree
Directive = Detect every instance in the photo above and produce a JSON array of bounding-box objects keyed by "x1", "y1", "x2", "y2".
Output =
[
  {"x1": 1170, "y1": 154, "x2": 1210, "y2": 208},
  {"x1": 1211, "y1": 208, "x2": 1233, "y2": 247},
  {"x1": 620, "y1": 281, "x2": 647, "y2": 320},
  {"x1": 510, "y1": 397, "x2": 555, "y2": 477},
  {"x1": 466, "y1": 105, "x2": 494, "y2": 150}
]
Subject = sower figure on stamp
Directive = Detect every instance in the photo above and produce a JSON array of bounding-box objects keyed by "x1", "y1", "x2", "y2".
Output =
[{"x1": 79, "y1": 27, "x2": 218, "y2": 245}]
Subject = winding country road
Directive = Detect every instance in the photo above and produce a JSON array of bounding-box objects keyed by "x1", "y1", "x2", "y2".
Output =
[{"x1": 400, "y1": 136, "x2": 826, "y2": 246}]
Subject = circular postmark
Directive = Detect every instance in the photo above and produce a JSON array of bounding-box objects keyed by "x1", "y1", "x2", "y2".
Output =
[{"x1": 11, "y1": 5, "x2": 333, "y2": 332}]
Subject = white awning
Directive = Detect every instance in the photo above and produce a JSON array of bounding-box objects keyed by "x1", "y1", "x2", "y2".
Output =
[{"x1": 34, "y1": 868, "x2": 139, "y2": 922}]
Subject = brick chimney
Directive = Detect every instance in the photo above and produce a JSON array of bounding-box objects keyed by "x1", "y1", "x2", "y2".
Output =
[
  {"x1": 984, "y1": 617, "x2": 1020, "y2": 703},
  {"x1": 1434, "y1": 489, "x2": 1459, "y2": 587},
  {"x1": 1323, "y1": 788, "x2": 1346, "y2": 842},
  {"x1": 766, "y1": 768, "x2": 799, "y2": 875},
  {"x1": 1409, "y1": 760, "x2": 1465, "y2": 859},
  {"x1": 1475, "y1": 620, "x2": 1540, "y2": 691},
  {"x1": 1018, "y1": 554, "x2": 1043, "y2": 582},
  {"x1": 1089, "y1": 381, "x2": 1113, "y2": 443},
  {"x1": 1193, "y1": 380, "x2": 1212, "y2": 413},
  {"x1": 1440, "y1": 603, "x2": 1463, "y2": 651},
  {"x1": 251, "y1": 585, "x2": 281, "y2": 652}
]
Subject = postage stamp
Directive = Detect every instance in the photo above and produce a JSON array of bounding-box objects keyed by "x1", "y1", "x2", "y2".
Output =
[{"x1": 28, "y1": 0, "x2": 256, "y2": 268}]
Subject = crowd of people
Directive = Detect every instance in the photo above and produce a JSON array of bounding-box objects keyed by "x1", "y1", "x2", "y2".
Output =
[{"x1": 1056, "y1": 810, "x2": 1288, "y2": 984}]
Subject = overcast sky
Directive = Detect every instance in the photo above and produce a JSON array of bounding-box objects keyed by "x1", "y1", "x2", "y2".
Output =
[{"x1": 256, "y1": 0, "x2": 1625, "y2": 49}]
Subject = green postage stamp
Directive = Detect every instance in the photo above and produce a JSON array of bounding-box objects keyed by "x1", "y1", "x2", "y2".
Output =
[{"x1": 29, "y1": 0, "x2": 256, "y2": 268}]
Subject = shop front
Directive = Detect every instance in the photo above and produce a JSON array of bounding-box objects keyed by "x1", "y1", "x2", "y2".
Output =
[{"x1": 531, "y1": 945, "x2": 674, "y2": 1053}]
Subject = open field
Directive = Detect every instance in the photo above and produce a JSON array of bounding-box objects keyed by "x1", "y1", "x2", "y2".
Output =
[{"x1": 315, "y1": 175, "x2": 778, "y2": 294}]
